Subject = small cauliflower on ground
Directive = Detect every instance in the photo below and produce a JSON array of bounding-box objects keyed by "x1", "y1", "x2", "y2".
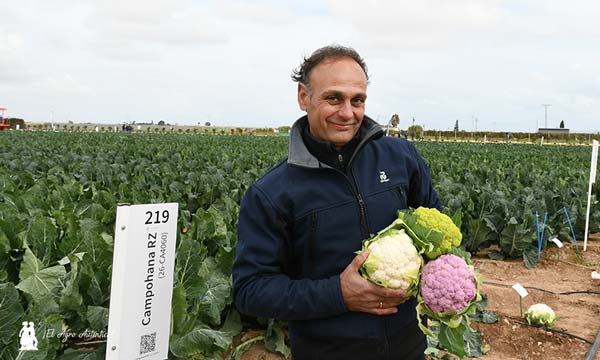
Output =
[
  {"x1": 420, "y1": 254, "x2": 477, "y2": 314},
  {"x1": 361, "y1": 229, "x2": 422, "y2": 292},
  {"x1": 525, "y1": 303, "x2": 558, "y2": 327},
  {"x1": 412, "y1": 207, "x2": 462, "y2": 259}
]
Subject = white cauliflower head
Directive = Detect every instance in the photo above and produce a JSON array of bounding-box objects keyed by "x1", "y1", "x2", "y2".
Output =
[
  {"x1": 361, "y1": 229, "x2": 422, "y2": 291},
  {"x1": 525, "y1": 304, "x2": 557, "y2": 327},
  {"x1": 420, "y1": 254, "x2": 477, "y2": 314}
]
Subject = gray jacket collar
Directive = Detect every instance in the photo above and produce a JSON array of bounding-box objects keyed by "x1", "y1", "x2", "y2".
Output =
[{"x1": 288, "y1": 115, "x2": 383, "y2": 168}]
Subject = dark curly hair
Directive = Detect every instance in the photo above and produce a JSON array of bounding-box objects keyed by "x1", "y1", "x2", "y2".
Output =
[{"x1": 291, "y1": 45, "x2": 369, "y2": 90}]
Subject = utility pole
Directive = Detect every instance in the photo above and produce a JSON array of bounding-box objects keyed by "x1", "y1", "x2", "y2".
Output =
[{"x1": 542, "y1": 104, "x2": 551, "y2": 128}]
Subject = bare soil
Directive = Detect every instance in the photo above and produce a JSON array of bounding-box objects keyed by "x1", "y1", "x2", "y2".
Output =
[
  {"x1": 234, "y1": 236, "x2": 600, "y2": 360},
  {"x1": 471, "y1": 237, "x2": 600, "y2": 360}
]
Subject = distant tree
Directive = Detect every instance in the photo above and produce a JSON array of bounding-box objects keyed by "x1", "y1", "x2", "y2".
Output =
[
  {"x1": 454, "y1": 120, "x2": 459, "y2": 132},
  {"x1": 158, "y1": 120, "x2": 165, "y2": 126},
  {"x1": 407, "y1": 125, "x2": 423, "y2": 135},
  {"x1": 278, "y1": 126, "x2": 291, "y2": 133},
  {"x1": 205, "y1": 122, "x2": 211, "y2": 126},
  {"x1": 559, "y1": 120, "x2": 565, "y2": 128}
]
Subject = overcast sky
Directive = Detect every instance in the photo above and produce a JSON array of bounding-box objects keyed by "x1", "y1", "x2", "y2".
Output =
[{"x1": 1, "y1": 0, "x2": 599, "y2": 132}]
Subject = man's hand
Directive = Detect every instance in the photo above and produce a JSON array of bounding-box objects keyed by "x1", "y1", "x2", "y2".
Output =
[{"x1": 340, "y1": 251, "x2": 409, "y2": 315}]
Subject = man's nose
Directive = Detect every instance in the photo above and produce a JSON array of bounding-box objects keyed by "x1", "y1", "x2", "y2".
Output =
[{"x1": 338, "y1": 101, "x2": 354, "y2": 120}]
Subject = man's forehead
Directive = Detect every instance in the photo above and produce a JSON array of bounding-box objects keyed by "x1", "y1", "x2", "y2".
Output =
[
  {"x1": 309, "y1": 58, "x2": 367, "y2": 82},
  {"x1": 319, "y1": 87, "x2": 367, "y2": 97}
]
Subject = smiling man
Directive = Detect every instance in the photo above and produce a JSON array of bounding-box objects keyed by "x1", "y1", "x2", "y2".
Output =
[{"x1": 233, "y1": 45, "x2": 442, "y2": 360}]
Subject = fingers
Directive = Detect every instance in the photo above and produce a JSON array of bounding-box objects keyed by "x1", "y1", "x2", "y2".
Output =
[
  {"x1": 340, "y1": 252, "x2": 410, "y2": 315},
  {"x1": 379, "y1": 287, "x2": 408, "y2": 300},
  {"x1": 362, "y1": 280, "x2": 408, "y2": 301},
  {"x1": 349, "y1": 251, "x2": 369, "y2": 271},
  {"x1": 369, "y1": 307, "x2": 398, "y2": 316},
  {"x1": 363, "y1": 301, "x2": 399, "y2": 316}
]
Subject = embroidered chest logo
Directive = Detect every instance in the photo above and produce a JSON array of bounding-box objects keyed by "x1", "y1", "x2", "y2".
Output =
[{"x1": 379, "y1": 171, "x2": 390, "y2": 183}]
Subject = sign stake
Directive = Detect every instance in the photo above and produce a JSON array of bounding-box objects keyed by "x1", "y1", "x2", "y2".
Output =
[{"x1": 584, "y1": 139, "x2": 598, "y2": 251}]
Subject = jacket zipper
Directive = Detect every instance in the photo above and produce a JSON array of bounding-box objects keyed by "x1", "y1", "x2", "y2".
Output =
[
  {"x1": 383, "y1": 318, "x2": 390, "y2": 360},
  {"x1": 397, "y1": 186, "x2": 408, "y2": 208},
  {"x1": 356, "y1": 193, "x2": 368, "y2": 238},
  {"x1": 349, "y1": 167, "x2": 370, "y2": 239},
  {"x1": 308, "y1": 212, "x2": 317, "y2": 271}
]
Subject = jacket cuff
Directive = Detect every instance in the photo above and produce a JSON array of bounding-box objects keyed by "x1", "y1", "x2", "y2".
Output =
[{"x1": 327, "y1": 274, "x2": 348, "y2": 314}]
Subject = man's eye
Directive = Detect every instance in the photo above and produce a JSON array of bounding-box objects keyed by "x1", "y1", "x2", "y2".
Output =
[
  {"x1": 326, "y1": 96, "x2": 340, "y2": 103},
  {"x1": 352, "y1": 98, "x2": 365, "y2": 106}
]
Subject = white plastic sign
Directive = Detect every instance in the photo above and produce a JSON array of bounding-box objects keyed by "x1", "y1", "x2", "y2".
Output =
[
  {"x1": 106, "y1": 203, "x2": 178, "y2": 360},
  {"x1": 550, "y1": 237, "x2": 563, "y2": 248},
  {"x1": 512, "y1": 283, "x2": 528, "y2": 298}
]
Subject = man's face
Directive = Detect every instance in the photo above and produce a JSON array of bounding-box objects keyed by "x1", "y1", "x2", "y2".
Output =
[{"x1": 297, "y1": 57, "x2": 367, "y2": 148}]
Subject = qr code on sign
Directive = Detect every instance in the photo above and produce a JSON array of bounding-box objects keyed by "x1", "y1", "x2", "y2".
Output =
[{"x1": 140, "y1": 332, "x2": 156, "y2": 355}]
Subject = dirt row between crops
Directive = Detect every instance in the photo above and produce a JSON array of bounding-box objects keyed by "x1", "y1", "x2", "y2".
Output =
[{"x1": 235, "y1": 236, "x2": 600, "y2": 360}]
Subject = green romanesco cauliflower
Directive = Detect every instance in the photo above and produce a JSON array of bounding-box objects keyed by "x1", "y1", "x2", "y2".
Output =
[
  {"x1": 360, "y1": 228, "x2": 422, "y2": 293},
  {"x1": 412, "y1": 207, "x2": 462, "y2": 259},
  {"x1": 525, "y1": 303, "x2": 558, "y2": 327}
]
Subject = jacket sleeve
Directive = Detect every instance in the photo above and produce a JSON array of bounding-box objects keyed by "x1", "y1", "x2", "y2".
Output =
[
  {"x1": 406, "y1": 142, "x2": 443, "y2": 211},
  {"x1": 232, "y1": 185, "x2": 348, "y2": 321}
]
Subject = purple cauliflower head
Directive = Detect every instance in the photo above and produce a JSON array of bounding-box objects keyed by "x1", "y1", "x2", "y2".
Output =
[{"x1": 420, "y1": 254, "x2": 477, "y2": 314}]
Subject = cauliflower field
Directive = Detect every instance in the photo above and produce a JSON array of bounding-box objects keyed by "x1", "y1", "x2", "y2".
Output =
[{"x1": 0, "y1": 131, "x2": 598, "y2": 359}]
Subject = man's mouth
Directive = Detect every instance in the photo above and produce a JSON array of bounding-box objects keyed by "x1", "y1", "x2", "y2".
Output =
[{"x1": 328, "y1": 121, "x2": 356, "y2": 130}]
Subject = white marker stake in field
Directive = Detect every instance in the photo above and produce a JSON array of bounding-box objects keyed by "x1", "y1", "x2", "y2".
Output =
[
  {"x1": 584, "y1": 139, "x2": 598, "y2": 251},
  {"x1": 512, "y1": 283, "x2": 528, "y2": 317},
  {"x1": 106, "y1": 203, "x2": 178, "y2": 360},
  {"x1": 550, "y1": 237, "x2": 563, "y2": 248},
  {"x1": 512, "y1": 283, "x2": 528, "y2": 298}
]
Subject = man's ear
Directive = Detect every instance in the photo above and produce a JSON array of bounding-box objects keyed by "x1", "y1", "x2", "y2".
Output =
[{"x1": 297, "y1": 83, "x2": 309, "y2": 111}]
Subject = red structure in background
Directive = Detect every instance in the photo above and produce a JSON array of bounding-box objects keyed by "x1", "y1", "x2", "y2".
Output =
[{"x1": 0, "y1": 107, "x2": 9, "y2": 130}]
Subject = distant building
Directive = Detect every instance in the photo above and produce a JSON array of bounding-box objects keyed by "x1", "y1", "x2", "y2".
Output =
[{"x1": 537, "y1": 128, "x2": 569, "y2": 135}]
